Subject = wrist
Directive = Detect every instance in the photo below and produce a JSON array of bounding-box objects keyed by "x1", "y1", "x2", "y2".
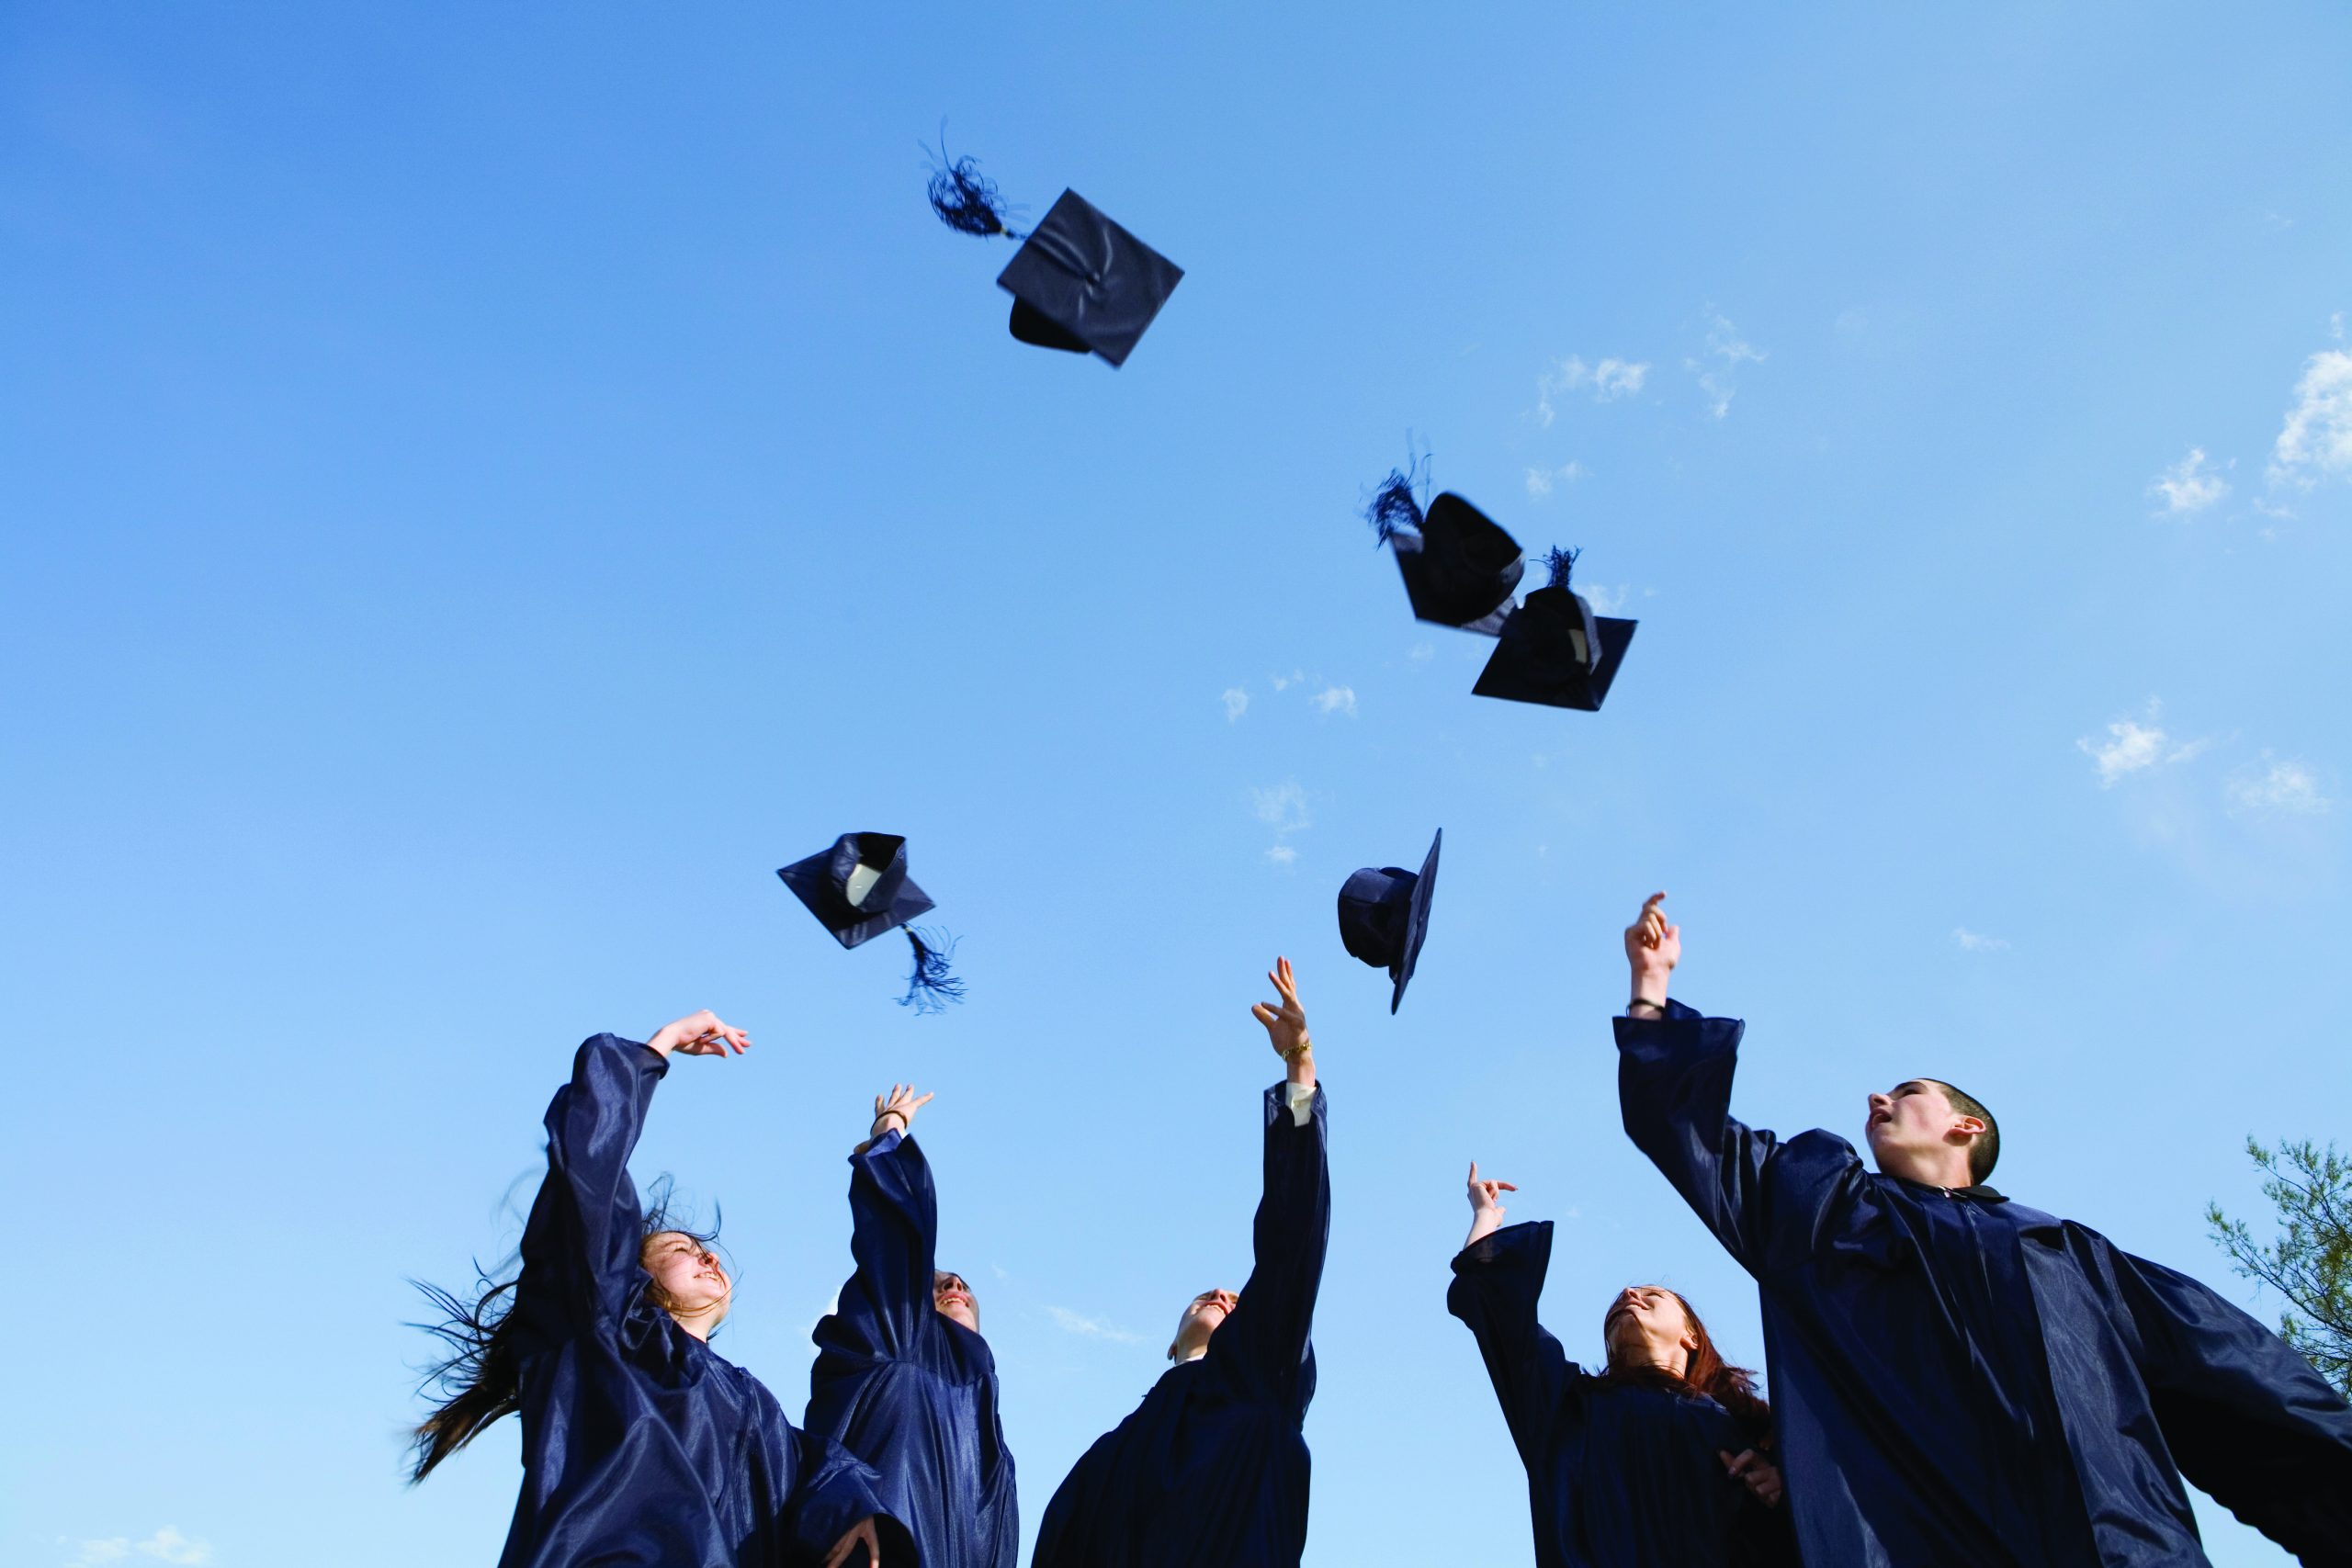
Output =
[{"x1": 1627, "y1": 973, "x2": 1670, "y2": 1008}]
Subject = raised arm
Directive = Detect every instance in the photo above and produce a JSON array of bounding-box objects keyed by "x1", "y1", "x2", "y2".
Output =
[
  {"x1": 1208, "y1": 957, "x2": 1331, "y2": 1411},
  {"x1": 513, "y1": 1010, "x2": 751, "y2": 1347},
  {"x1": 2111, "y1": 1244, "x2": 2352, "y2": 1560},
  {"x1": 1446, "y1": 1173, "x2": 1575, "y2": 1468},
  {"x1": 815, "y1": 1084, "x2": 944, "y2": 1362},
  {"x1": 1612, "y1": 897, "x2": 1781, "y2": 1273}
]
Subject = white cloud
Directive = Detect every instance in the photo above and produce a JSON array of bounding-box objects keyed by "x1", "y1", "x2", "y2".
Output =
[
  {"x1": 1578, "y1": 581, "x2": 1631, "y2": 615},
  {"x1": 1688, "y1": 310, "x2": 1765, "y2": 418},
  {"x1": 1523, "y1": 460, "x2": 1588, "y2": 498},
  {"x1": 2149, "y1": 447, "x2": 2230, "y2": 514},
  {"x1": 2076, "y1": 704, "x2": 2169, "y2": 786},
  {"x1": 1312, "y1": 685, "x2": 1357, "y2": 716},
  {"x1": 1221, "y1": 686, "x2": 1249, "y2": 722},
  {"x1": 1269, "y1": 670, "x2": 1305, "y2": 693},
  {"x1": 1953, "y1": 928, "x2": 2010, "y2": 953},
  {"x1": 1408, "y1": 641, "x2": 1435, "y2": 663},
  {"x1": 64, "y1": 1533, "x2": 210, "y2": 1568},
  {"x1": 2226, "y1": 756, "x2": 2332, "y2": 817},
  {"x1": 1535, "y1": 355, "x2": 1649, "y2": 424},
  {"x1": 1047, "y1": 1305, "x2": 1141, "y2": 1344},
  {"x1": 2334, "y1": 310, "x2": 2346, "y2": 343},
  {"x1": 2269, "y1": 348, "x2": 2352, "y2": 489},
  {"x1": 1263, "y1": 845, "x2": 1298, "y2": 866},
  {"x1": 1251, "y1": 781, "x2": 1311, "y2": 834}
]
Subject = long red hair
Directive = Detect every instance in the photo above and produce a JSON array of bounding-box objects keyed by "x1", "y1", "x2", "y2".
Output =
[{"x1": 1600, "y1": 1288, "x2": 1770, "y2": 1428}]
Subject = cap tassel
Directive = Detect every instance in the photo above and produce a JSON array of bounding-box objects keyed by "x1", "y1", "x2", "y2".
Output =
[
  {"x1": 899, "y1": 927, "x2": 967, "y2": 1015},
  {"x1": 924, "y1": 132, "x2": 1023, "y2": 239},
  {"x1": 1364, "y1": 468, "x2": 1427, "y2": 546},
  {"x1": 1543, "y1": 546, "x2": 1580, "y2": 591}
]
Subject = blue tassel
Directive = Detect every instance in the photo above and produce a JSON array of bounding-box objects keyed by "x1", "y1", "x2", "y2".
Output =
[
  {"x1": 1364, "y1": 461, "x2": 1429, "y2": 545},
  {"x1": 924, "y1": 131, "x2": 1022, "y2": 239},
  {"x1": 1543, "y1": 546, "x2": 1580, "y2": 590},
  {"x1": 899, "y1": 927, "x2": 967, "y2": 1015}
]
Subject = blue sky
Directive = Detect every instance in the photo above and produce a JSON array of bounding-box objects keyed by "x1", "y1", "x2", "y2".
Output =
[{"x1": 4, "y1": 4, "x2": 2347, "y2": 1565}]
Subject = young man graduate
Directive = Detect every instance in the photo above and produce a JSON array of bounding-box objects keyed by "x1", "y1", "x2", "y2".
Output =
[
  {"x1": 805, "y1": 1083, "x2": 1018, "y2": 1568},
  {"x1": 1031, "y1": 956, "x2": 1329, "y2": 1568},
  {"x1": 1613, "y1": 893, "x2": 2352, "y2": 1567}
]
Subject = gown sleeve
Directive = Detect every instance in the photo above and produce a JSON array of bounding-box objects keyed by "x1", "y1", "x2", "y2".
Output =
[
  {"x1": 1204, "y1": 1080, "x2": 1331, "y2": 1413},
  {"x1": 1446, "y1": 1220, "x2": 1579, "y2": 1468},
  {"x1": 2111, "y1": 1244, "x2": 2352, "y2": 1562},
  {"x1": 1614, "y1": 1001, "x2": 1783, "y2": 1274},
  {"x1": 813, "y1": 1128, "x2": 939, "y2": 1363},
  {"x1": 784, "y1": 1427, "x2": 916, "y2": 1568},
  {"x1": 511, "y1": 1033, "x2": 667, "y2": 1350}
]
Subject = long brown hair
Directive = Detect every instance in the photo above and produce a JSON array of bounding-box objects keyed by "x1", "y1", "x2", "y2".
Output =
[
  {"x1": 406, "y1": 1180, "x2": 717, "y2": 1483},
  {"x1": 1600, "y1": 1288, "x2": 1770, "y2": 1427}
]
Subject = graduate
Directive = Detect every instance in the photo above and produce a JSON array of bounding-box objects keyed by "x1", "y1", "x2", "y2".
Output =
[
  {"x1": 409, "y1": 1011, "x2": 908, "y2": 1568},
  {"x1": 1613, "y1": 895, "x2": 2352, "y2": 1566},
  {"x1": 1448, "y1": 1163, "x2": 1794, "y2": 1567},
  {"x1": 805, "y1": 1084, "x2": 1018, "y2": 1568},
  {"x1": 1031, "y1": 957, "x2": 1329, "y2": 1568}
]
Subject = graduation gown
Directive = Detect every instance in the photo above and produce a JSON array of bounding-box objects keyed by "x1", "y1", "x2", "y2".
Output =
[
  {"x1": 498, "y1": 1034, "x2": 902, "y2": 1568},
  {"x1": 1448, "y1": 1220, "x2": 1797, "y2": 1568},
  {"x1": 1031, "y1": 1080, "x2": 1329, "y2": 1568},
  {"x1": 805, "y1": 1129, "x2": 1018, "y2": 1568},
  {"x1": 1617, "y1": 1002, "x2": 2352, "y2": 1567}
]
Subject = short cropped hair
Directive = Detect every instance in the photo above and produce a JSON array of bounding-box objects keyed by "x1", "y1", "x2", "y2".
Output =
[{"x1": 1931, "y1": 1080, "x2": 1999, "y2": 1184}]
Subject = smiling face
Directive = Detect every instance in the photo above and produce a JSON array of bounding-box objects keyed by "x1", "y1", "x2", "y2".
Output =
[
  {"x1": 1168, "y1": 1288, "x2": 1238, "y2": 1360},
  {"x1": 641, "y1": 1231, "x2": 731, "y2": 1327},
  {"x1": 1864, "y1": 1079, "x2": 1985, "y2": 1179},
  {"x1": 933, "y1": 1270, "x2": 979, "y2": 1334},
  {"x1": 1602, "y1": 1285, "x2": 1698, "y2": 1377}
]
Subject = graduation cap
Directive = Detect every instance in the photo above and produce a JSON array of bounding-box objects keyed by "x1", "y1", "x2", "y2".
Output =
[
  {"x1": 926, "y1": 141, "x2": 1182, "y2": 367},
  {"x1": 1472, "y1": 547, "x2": 1638, "y2": 712},
  {"x1": 1363, "y1": 468, "x2": 1525, "y2": 636},
  {"x1": 777, "y1": 832, "x2": 965, "y2": 1014},
  {"x1": 1336, "y1": 829, "x2": 1441, "y2": 1013}
]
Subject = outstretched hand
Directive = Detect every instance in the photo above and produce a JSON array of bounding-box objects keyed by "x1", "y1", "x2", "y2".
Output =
[
  {"x1": 1463, "y1": 1160, "x2": 1519, "y2": 1249},
  {"x1": 1624, "y1": 892, "x2": 1679, "y2": 1006},
  {"x1": 1250, "y1": 956, "x2": 1314, "y2": 1086},
  {"x1": 1720, "y1": 1449, "x2": 1784, "y2": 1508},
  {"x1": 867, "y1": 1083, "x2": 933, "y2": 1146},
  {"x1": 646, "y1": 1010, "x2": 751, "y2": 1061},
  {"x1": 821, "y1": 1516, "x2": 884, "y2": 1568}
]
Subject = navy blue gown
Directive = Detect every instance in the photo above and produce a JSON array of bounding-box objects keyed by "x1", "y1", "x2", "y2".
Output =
[
  {"x1": 1618, "y1": 1001, "x2": 2352, "y2": 1567},
  {"x1": 1448, "y1": 1220, "x2": 1796, "y2": 1568},
  {"x1": 805, "y1": 1128, "x2": 1018, "y2": 1568},
  {"x1": 499, "y1": 1034, "x2": 902, "y2": 1568},
  {"x1": 1031, "y1": 1081, "x2": 1329, "y2": 1568}
]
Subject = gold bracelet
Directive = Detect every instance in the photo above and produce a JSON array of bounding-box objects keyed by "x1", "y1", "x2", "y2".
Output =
[{"x1": 1280, "y1": 1038, "x2": 1313, "y2": 1059}]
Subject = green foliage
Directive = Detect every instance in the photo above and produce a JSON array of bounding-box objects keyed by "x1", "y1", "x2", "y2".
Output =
[{"x1": 2207, "y1": 1138, "x2": 2352, "y2": 1399}]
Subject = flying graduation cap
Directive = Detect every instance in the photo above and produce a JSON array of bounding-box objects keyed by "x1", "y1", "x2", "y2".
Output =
[
  {"x1": 777, "y1": 832, "x2": 965, "y2": 1014},
  {"x1": 1473, "y1": 547, "x2": 1638, "y2": 712},
  {"x1": 1363, "y1": 465, "x2": 1526, "y2": 637},
  {"x1": 926, "y1": 139, "x2": 1183, "y2": 367},
  {"x1": 1336, "y1": 829, "x2": 1441, "y2": 1013}
]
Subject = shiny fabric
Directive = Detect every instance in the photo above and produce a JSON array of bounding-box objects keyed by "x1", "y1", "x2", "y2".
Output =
[
  {"x1": 1618, "y1": 1002, "x2": 2352, "y2": 1567},
  {"x1": 994, "y1": 188, "x2": 1183, "y2": 367},
  {"x1": 806, "y1": 1129, "x2": 1018, "y2": 1568},
  {"x1": 499, "y1": 1034, "x2": 900, "y2": 1568},
  {"x1": 1032, "y1": 1082, "x2": 1329, "y2": 1568},
  {"x1": 1447, "y1": 1221, "x2": 1796, "y2": 1568}
]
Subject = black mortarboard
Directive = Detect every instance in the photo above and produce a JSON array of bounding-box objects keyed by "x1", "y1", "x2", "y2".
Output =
[
  {"x1": 777, "y1": 832, "x2": 964, "y2": 1012},
  {"x1": 1472, "y1": 547, "x2": 1637, "y2": 711},
  {"x1": 1363, "y1": 471, "x2": 1525, "y2": 636},
  {"x1": 994, "y1": 189, "x2": 1183, "y2": 367},
  {"x1": 925, "y1": 142, "x2": 1182, "y2": 368},
  {"x1": 1336, "y1": 829, "x2": 1441, "y2": 1013}
]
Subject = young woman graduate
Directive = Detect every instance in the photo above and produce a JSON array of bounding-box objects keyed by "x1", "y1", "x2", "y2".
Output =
[
  {"x1": 1030, "y1": 957, "x2": 1328, "y2": 1568},
  {"x1": 409, "y1": 1011, "x2": 910, "y2": 1568},
  {"x1": 1448, "y1": 1164, "x2": 1794, "y2": 1568},
  {"x1": 802, "y1": 1084, "x2": 1017, "y2": 1568},
  {"x1": 1614, "y1": 894, "x2": 2352, "y2": 1567}
]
